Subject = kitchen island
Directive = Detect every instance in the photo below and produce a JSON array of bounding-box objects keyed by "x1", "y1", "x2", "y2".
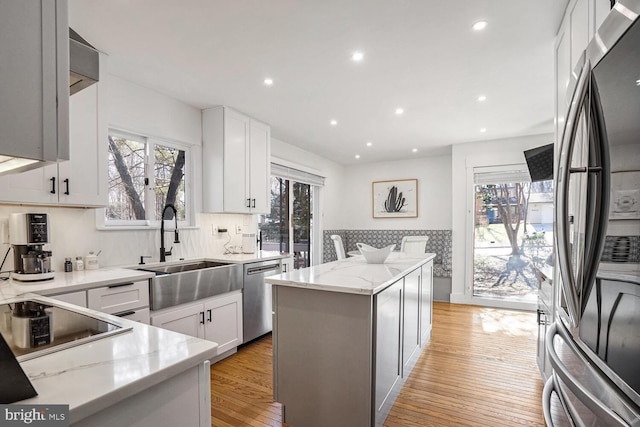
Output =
[{"x1": 266, "y1": 252, "x2": 435, "y2": 427}]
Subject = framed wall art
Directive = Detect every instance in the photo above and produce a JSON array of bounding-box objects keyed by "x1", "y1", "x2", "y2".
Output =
[{"x1": 372, "y1": 179, "x2": 418, "y2": 218}]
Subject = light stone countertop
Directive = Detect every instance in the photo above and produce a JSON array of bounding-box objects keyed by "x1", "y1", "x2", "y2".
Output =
[
  {"x1": 4, "y1": 250, "x2": 291, "y2": 297},
  {"x1": 265, "y1": 252, "x2": 436, "y2": 295},
  {"x1": 0, "y1": 293, "x2": 218, "y2": 424}
]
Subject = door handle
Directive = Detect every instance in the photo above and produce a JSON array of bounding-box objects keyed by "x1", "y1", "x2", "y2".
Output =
[
  {"x1": 556, "y1": 58, "x2": 591, "y2": 328},
  {"x1": 200, "y1": 312, "x2": 205, "y2": 324},
  {"x1": 50, "y1": 177, "x2": 56, "y2": 194},
  {"x1": 246, "y1": 198, "x2": 251, "y2": 208},
  {"x1": 252, "y1": 198, "x2": 256, "y2": 208},
  {"x1": 63, "y1": 178, "x2": 70, "y2": 195},
  {"x1": 207, "y1": 309, "x2": 212, "y2": 322}
]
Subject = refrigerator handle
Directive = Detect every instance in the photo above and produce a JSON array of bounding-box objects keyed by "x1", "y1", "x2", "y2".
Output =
[
  {"x1": 555, "y1": 59, "x2": 591, "y2": 327},
  {"x1": 546, "y1": 322, "x2": 629, "y2": 426}
]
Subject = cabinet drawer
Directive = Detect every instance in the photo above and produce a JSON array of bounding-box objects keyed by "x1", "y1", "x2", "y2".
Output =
[
  {"x1": 88, "y1": 280, "x2": 149, "y2": 314},
  {"x1": 114, "y1": 307, "x2": 150, "y2": 325},
  {"x1": 50, "y1": 290, "x2": 87, "y2": 308}
]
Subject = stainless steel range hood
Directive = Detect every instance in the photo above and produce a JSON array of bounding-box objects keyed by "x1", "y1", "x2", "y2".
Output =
[{"x1": 69, "y1": 28, "x2": 99, "y2": 95}]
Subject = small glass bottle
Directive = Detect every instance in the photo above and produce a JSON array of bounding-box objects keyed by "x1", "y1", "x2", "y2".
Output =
[
  {"x1": 64, "y1": 258, "x2": 73, "y2": 272},
  {"x1": 75, "y1": 256, "x2": 84, "y2": 271}
]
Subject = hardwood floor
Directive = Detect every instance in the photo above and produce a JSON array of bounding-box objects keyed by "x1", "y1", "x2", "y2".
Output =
[{"x1": 210, "y1": 302, "x2": 545, "y2": 426}]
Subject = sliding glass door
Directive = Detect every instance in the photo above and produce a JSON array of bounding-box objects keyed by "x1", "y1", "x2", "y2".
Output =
[{"x1": 259, "y1": 176, "x2": 313, "y2": 269}]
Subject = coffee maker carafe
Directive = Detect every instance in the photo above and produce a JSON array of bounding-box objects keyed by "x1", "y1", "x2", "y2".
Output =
[{"x1": 9, "y1": 213, "x2": 55, "y2": 282}]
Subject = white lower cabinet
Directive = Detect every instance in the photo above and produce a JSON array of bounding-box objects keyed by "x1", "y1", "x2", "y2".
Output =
[
  {"x1": 151, "y1": 291, "x2": 243, "y2": 357},
  {"x1": 49, "y1": 279, "x2": 151, "y2": 324}
]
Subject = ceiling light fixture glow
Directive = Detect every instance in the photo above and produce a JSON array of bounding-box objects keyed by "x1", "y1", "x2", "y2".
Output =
[
  {"x1": 473, "y1": 20, "x2": 488, "y2": 31},
  {"x1": 264, "y1": 78, "x2": 273, "y2": 86},
  {"x1": 355, "y1": 154, "x2": 361, "y2": 159},
  {"x1": 330, "y1": 120, "x2": 338, "y2": 126},
  {"x1": 395, "y1": 108, "x2": 404, "y2": 115},
  {"x1": 366, "y1": 142, "x2": 372, "y2": 147},
  {"x1": 412, "y1": 148, "x2": 418, "y2": 153},
  {"x1": 351, "y1": 51, "x2": 364, "y2": 62},
  {"x1": 480, "y1": 128, "x2": 487, "y2": 133},
  {"x1": 477, "y1": 95, "x2": 487, "y2": 102}
]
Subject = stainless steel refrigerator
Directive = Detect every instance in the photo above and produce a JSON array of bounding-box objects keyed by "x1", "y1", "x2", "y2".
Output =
[{"x1": 544, "y1": 0, "x2": 640, "y2": 425}]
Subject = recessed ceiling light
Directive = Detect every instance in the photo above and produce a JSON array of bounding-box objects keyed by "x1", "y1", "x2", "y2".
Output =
[
  {"x1": 264, "y1": 78, "x2": 274, "y2": 86},
  {"x1": 351, "y1": 51, "x2": 364, "y2": 62},
  {"x1": 330, "y1": 120, "x2": 338, "y2": 126},
  {"x1": 477, "y1": 95, "x2": 487, "y2": 102},
  {"x1": 412, "y1": 148, "x2": 418, "y2": 153},
  {"x1": 473, "y1": 20, "x2": 488, "y2": 31},
  {"x1": 395, "y1": 108, "x2": 404, "y2": 115},
  {"x1": 480, "y1": 128, "x2": 487, "y2": 133},
  {"x1": 366, "y1": 141, "x2": 372, "y2": 147},
  {"x1": 355, "y1": 154, "x2": 361, "y2": 159}
]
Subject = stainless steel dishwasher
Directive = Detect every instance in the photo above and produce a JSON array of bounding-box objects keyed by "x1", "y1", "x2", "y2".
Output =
[{"x1": 243, "y1": 260, "x2": 282, "y2": 343}]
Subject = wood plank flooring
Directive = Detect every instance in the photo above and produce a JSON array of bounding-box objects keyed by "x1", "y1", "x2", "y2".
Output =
[{"x1": 210, "y1": 302, "x2": 545, "y2": 426}]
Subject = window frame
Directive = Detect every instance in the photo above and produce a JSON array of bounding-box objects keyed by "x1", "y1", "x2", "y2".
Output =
[{"x1": 99, "y1": 128, "x2": 194, "y2": 229}]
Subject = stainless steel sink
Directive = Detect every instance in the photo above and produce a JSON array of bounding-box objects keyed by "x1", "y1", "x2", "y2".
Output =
[
  {"x1": 137, "y1": 260, "x2": 230, "y2": 275},
  {"x1": 134, "y1": 261, "x2": 242, "y2": 310}
]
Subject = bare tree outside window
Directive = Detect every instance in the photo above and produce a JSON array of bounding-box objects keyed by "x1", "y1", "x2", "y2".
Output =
[{"x1": 107, "y1": 133, "x2": 187, "y2": 223}]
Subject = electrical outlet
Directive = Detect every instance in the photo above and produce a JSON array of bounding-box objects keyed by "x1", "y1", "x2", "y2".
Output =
[{"x1": 236, "y1": 224, "x2": 242, "y2": 234}]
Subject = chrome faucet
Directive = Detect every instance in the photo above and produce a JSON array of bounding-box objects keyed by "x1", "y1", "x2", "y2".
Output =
[{"x1": 160, "y1": 204, "x2": 180, "y2": 262}]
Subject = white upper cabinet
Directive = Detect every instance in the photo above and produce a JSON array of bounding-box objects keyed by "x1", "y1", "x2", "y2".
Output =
[
  {"x1": 0, "y1": 52, "x2": 107, "y2": 207},
  {"x1": 570, "y1": 0, "x2": 590, "y2": 71},
  {"x1": 202, "y1": 106, "x2": 271, "y2": 214}
]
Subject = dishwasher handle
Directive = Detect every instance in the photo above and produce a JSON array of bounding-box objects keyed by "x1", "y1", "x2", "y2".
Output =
[{"x1": 246, "y1": 263, "x2": 281, "y2": 275}]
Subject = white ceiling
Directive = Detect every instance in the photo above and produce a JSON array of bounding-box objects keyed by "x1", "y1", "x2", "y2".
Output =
[{"x1": 69, "y1": 0, "x2": 568, "y2": 165}]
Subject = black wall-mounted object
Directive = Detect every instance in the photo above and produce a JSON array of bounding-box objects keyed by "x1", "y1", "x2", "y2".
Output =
[{"x1": 524, "y1": 143, "x2": 555, "y2": 182}]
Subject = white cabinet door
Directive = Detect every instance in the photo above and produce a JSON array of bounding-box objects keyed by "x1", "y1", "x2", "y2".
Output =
[
  {"x1": 203, "y1": 292, "x2": 243, "y2": 354},
  {"x1": 0, "y1": 165, "x2": 58, "y2": 204},
  {"x1": 58, "y1": 56, "x2": 107, "y2": 207},
  {"x1": 202, "y1": 106, "x2": 271, "y2": 214},
  {"x1": 87, "y1": 280, "x2": 150, "y2": 315},
  {"x1": 151, "y1": 302, "x2": 205, "y2": 339},
  {"x1": 593, "y1": 0, "x2": 610, "y2": 34},
  {"x1": 280, "y1": 256, "x2": 294, "y2": 273},
  {"x1": 223, "y1": 108, "x2": 251, "y2": 213},
  {"x1": 570, "y1": 0, "x2": 589, "y2": 70},
  {"x1": 248, "y1": 119, "x2": 270, "y2": 213}
]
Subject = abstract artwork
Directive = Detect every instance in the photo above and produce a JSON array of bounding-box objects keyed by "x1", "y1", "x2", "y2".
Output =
[{"x1": 372, "y1": 179, "x2": 418, "y2": 218}]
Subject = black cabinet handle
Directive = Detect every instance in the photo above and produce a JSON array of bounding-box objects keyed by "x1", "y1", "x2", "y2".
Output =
[
  {"x1": 50, "y1": 177, "x2": 56, "y2": 194},
  {"x1": 246, "y1": 198, "x2": 251, "y2": 208},
  {"x1": 252, "y1": 198, "x2": 256, "y2": 208},
  {"x1": 200, "y1": 312, "x2": 205, "y2": 324},
  {"x1": 114, "y1": 310, "x2": 136, "y2": 317},
  {"x1": 207, "y1": 309, "x2": 212, "y2": 322},
  {"x1": 107, "y1": 282, "x2": 134, "y2": 289},
  {"x1": 63, "y1": 178, "x2": 70, "y2": 195}
]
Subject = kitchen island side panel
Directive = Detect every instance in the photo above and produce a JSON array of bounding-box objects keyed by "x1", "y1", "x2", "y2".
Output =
[{"x1": 273, "y1": 285, "x2": 374, "y2": 427}]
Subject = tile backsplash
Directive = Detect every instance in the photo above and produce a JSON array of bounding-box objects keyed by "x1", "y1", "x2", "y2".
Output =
[{"x1": 0, "y1": 205, "x2": 255, "y2": 271}]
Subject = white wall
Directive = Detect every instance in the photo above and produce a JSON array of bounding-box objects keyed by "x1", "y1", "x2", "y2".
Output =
[
  {"x1": 339, "y1": 155, "x2": 452, "y2": 230},
  {"x1": 450, "y1": 133, "x2": 553, "y2": 307},
  {"x1": 270, "y1": 137, "x2": 346, "y2": 230}
]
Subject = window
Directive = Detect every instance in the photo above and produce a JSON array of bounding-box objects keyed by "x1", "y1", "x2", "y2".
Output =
[{"x1": 106, "y1": 130, "x2": 189, "y2": 226}]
